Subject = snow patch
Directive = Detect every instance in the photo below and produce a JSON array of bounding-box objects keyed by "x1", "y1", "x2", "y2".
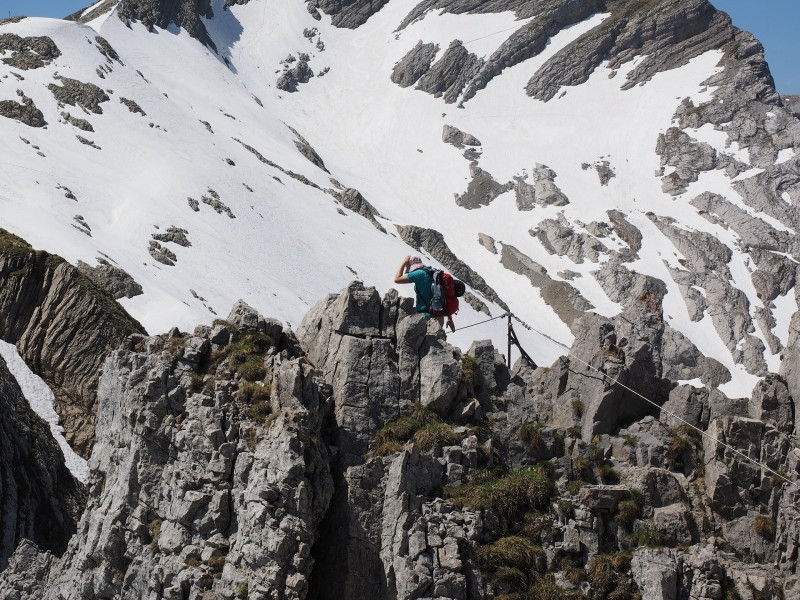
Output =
[
  {"x1": 0, "y1": 341, "x2": 89, "y2": 483},
  {"x1": 772, "y1": 288, "x2": 797, "y2": 348},
  {"x1": 776, "y1": 148, "x2": 796, "y2": 165}
]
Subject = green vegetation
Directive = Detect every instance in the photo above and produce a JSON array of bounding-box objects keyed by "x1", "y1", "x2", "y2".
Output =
[
  {"x1": 615, "y1": 499, "x2": 640, "y2": 529},
  {"x1": 212, "y1": 319, "x2": 237, "y2": 330},
  {"x1": 243, "y1": 427, "x2": 258, "y2": 452},
  {"x1": 373, "y1": 405, "x2": 457, "y2": 455},
  {"x1": 667, "y1": 425, "x2": 702, "y2": 472},
  {"x1": 598, "y1": 464, "x2": 620, "y2": 484},
  {"x1": 461, "y1": 354, "x2": 478, "y2": 383},
  {"x1": 586, "y1": 553, "x2": 638, "y2": 599},
  {"x1": 479, "y1": 536, "x2": 582, "y2": 600},
  {"x1": 626, "y1": 525, "x2": 664, "y2": 549},
  {"x1": 148, "y1": 517, "x2": 162, "y2": 553},
  {"x1": 235, "y1": 582, "x2": 249, "y2": 599},
  {"x1": 517, "y1": 422, "x2": 544, "y2": 451},
  {"x1": 561, "y1": 559, "x2": 586, "y2": 586},
  {"x1": 213, "y1": 331, "x2": 273, "y2": 381},
  {"x1": 753, "y1": 515, "x2": 777, "y2": 540},
  {"x1": 239, "y1": 381, "x2": 272, "y2": 423},
  {"x1": 571, "y1": 399, "x2": 584, "y2": 417},
  {"x1": 565, "y1": 479, "x2": 587, "y2": 495},
  {"x1": 478, "y1": 536, "x2": 544, "y2": 571},
  {"x1": 414, "y1": 421, "x2": 462, "y2": 451},
  {"x1": 445, "y1": 468, "x2": 553, "y2": 520}
]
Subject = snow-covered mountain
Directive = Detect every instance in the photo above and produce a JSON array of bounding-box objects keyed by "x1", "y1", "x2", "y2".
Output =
[{"x1": 1, "y1": 0, "x2": 799, "y2": 399}]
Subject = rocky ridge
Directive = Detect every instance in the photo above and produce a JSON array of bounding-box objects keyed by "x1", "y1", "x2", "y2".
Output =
[
  {"x1": 0, "y1": 230, "x2": 146, "y2": 456},
  {"x1": 1, "y1": 283, "x2": 799, "y2": 599},
  {"x1": 0, "y1": 354, "x2": 85, "y2": 571}
]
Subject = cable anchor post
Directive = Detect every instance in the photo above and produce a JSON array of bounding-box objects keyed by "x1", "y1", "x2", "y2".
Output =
[{"x1": 507, "y1": 312, "x2": 512, "y2": 369}]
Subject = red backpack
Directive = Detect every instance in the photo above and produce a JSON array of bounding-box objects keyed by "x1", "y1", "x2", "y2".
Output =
[{"x1": 424, "y1": 268, "x2": 465, "y2": 317}]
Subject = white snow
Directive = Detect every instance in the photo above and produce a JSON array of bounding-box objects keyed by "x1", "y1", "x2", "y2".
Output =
[
  {"x1": 0, "y1": 0, "x2": 794, "y2": 402},
  {"x1": 773, "y1": 288, "x2": 797, "y2": 348},
  {"x1": 687, "y1": 123, "x2": 750, "y2": 163},
  {"x1": 677, "y1": 378, "x2": 703, "y2": 388},
  {"x1": 0, "y1": 341, "x2": 89, "y2": 482},
  {"x1": 776, "y1": 148, "x2": 796, "y2": 165}
]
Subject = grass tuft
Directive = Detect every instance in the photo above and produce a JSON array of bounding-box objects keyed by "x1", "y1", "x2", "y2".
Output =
[
  {"x1": 373, "y1": 405, "x2": 454, "y2": 455},
  {"x1": 445, "y1": 468, "x2": 553, "y2": 520},
  {"x1": 518, "y1": 422, "x2": 544, "y2": 451},
  {"x1": 753, "y1": 515, "x2": 777, "y2": 540}
]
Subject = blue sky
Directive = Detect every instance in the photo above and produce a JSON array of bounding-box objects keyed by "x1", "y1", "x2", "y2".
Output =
[{"x1": 2, "y1": 0, "x2": 799, "y2": 94}]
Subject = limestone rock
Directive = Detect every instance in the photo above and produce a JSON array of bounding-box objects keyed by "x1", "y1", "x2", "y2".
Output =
[
  {"x1": 0, "y1": 355, "x2": 86, "y2": 570},
  {"x1": 392, "y1": 41, "x2": 439, "y2": 88},
  {"x1": 454, "y1": 162, "x2": 513, "y2": 209},
  {"x1": 0, "y1": 230, "x2": 146, "y2": 456},
  {"x1": 0, "y1": 90, "x2": 45, "y2": 127},
  {"x1": 0, "y1": 33, "x2": 60, "y2": 70},
  {"x1": 48, "y1": 76, "x2": 110, "y2": 114},
  {"x1": 631, "y1": 548, "x2": 678, "y2": 600},
  {"x1": 76, "y1": 258, "x2": 144, "y2": 299},
  {"x1": 442, "y1": 124, "x2": 481, "y2": 148},
  {"x1": 117, "y1": 0, "x2": 216, "y2": 49},
  {"x1": 337, "y1": 188, "x2": 386, "y2": 233}
]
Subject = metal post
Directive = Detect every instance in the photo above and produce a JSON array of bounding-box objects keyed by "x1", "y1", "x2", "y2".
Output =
[{"x1": 507, "y1": 313, "x2": 512, "y2": 368}]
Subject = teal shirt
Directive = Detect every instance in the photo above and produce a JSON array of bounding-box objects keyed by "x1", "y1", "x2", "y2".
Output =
[{"x1": 406, "y1": 268, "x2": 433, "y2": 316}]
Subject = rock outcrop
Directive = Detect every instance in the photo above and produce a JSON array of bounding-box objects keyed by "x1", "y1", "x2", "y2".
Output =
[
  {"x1": 0, "y1": 230, "x2": 146, "y2": 457},
  {"x1": 0, "y1": 33, "x2": 60, "y2": 70},
  {"x1": 0, "y1": 355, "x2": 85, "y2": 571},
  {"x1": 1, "y1": 284, "x2": 799, "y2": 599},
  {"x1": 116, "y1": 0, "x2": 217, "y2": 50},
  {"x1": 0, "y1": 303, "x2": 333, "y2": 599},
  {"x1": 0, "y1": 90, "x2": 45, "y2": 127}
]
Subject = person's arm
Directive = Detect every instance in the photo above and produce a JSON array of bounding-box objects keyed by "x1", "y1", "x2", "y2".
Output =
[{"x1": 394, "y1": 255, "x2": 411, "y2": 283}]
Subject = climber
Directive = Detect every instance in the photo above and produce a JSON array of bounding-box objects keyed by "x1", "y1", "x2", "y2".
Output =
[{"x1": 394, "y1": 255, "x2": 455, "y2": 332}]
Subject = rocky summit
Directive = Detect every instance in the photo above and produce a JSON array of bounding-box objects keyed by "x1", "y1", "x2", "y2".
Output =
[
  {"x1": 0, "y1": 283, "x2": 798, "y2": 599},
  {"x1": 1, "y1": 0, "x2": 800, "y2": 598}
]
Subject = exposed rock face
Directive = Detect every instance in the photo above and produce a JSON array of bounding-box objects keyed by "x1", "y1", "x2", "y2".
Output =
[
  {"x1": 308, "y1": 0, "x2": 390, "y2": 28},
  {"x1": 528, "y1": 164, "x2": 570, "y2": 207},
  {"x1": 656, "y1": 127, "x2": 744, "y2": 195},
  {"x1": 396, "y1": 0, "x2": 732, "y2": 107},
  {"x1": 607, "y1": 209, "x2": 642, "y2": 261},
  {"x1": 0, "y1": 33, "x2": 60, "y2": 70},
  {"x1": 0, "y1": 308, "x2": 334, "y2": 599},
  {"x1": 0, "y1": 230, "x2": 146, "y2": 457},
  {"x1": 277, "y1": 53, "x2": 314, "y2": 92},
  {"x1": 1, "y1": 283, "x2": 799, "y2": 598},
  {"x1": 0, "y1": 355, "x2": 85, "y2": 570},
  {"x1": 531, "y1": 214, "x2": 608, "y2": 264},
  {"x1": 391, "y1": 41, "x2": 438, "y2": 88},
  {"x1": 417, "y1": 40, "x2": 483, "y2": 104},
  {"x1": 336, "y1": 188, "x2": 386, "y2": 233},
  {"x1": 500, "y1": 243, "x2": 592, "y2": 327},
  {"x1": 76, "y1": 257, "x2": 144, "y2": 299},
  {"x1": 288, "y1": 125, "x2": 329, "y2": 172},
  {"x1": 48, "y1": 76, "x2": 110, "y2": 114},
  {"x1": 66, "y1": 0, "x2": 117, "y2": 24},
  {"x1": 0, "y1": 90, "x2": 45, "y2": 127},
  {"x1": 116, "y1": 0, "x2": 217, "y2": 50},
  {"x1": 398, "y1": 0, "x2": 601, "y2": 104},
  {"x1": 455, "y1": 162, "x2": 513, "y2": 209},
  {"x1": 647, "y1": 213, "x2": 767, "y2": 375},
  {"x1": 442, "y1": 124, "x2": 481, "y2": 149}
]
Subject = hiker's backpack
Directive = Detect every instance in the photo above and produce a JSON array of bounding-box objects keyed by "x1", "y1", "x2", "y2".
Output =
[{"x1": 424, "y1": 268, "x2": 465, "y2": 317}]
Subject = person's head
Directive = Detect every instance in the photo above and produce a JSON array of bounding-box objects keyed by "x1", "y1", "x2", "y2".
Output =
[{"x1": 408, "y1": 256, "x2": 424, "y2": 271}]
